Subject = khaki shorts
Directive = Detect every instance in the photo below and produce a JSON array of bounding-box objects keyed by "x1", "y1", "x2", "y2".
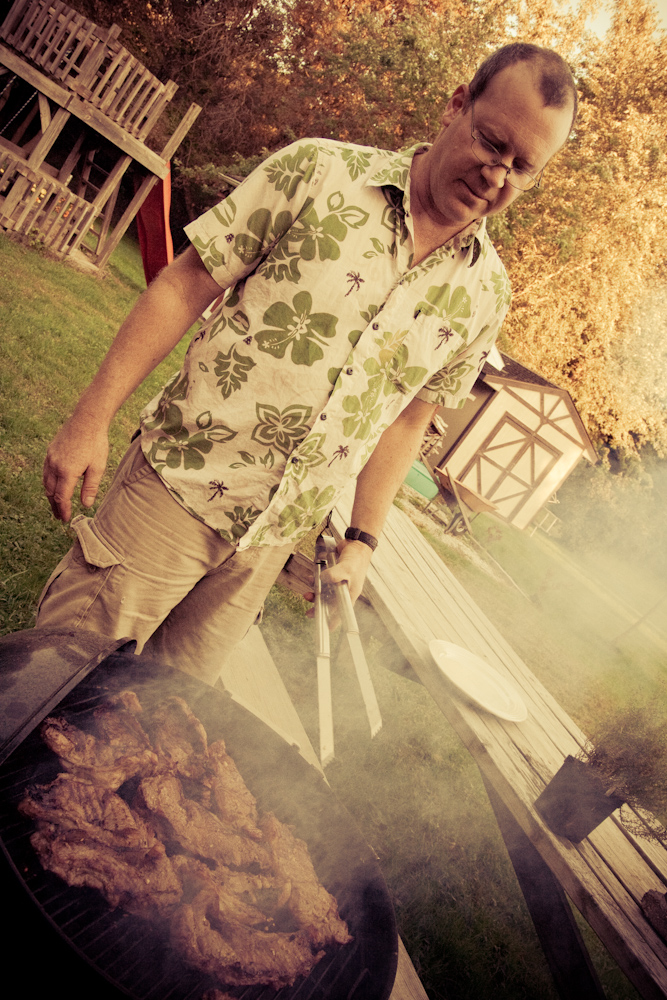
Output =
[{"x1": 37, "y1": 439, "x2": 294, "y2": 685}]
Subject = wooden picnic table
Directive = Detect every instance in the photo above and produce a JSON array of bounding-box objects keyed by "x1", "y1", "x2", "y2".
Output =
[{"x1": 326, "y1": 495, "x2": 667, "y2": 1000}]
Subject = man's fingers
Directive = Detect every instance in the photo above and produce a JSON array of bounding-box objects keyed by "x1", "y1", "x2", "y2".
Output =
[
  {"x1": 43, "y1": 460, "x2": 70, "y2": 521},
  {"x1": 42, "y1": 423, "x2": 109, "y2": 521},
  {"x1": 81, "y1": 465, "x2": 103, "y2": 508},
  {"x1": 49, "y1": 475, "x2": 77, "y2": 521}
]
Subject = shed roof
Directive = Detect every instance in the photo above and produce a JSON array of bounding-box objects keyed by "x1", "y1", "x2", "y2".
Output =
[{"x1": 482, "y1": 352, "x2": 559, "y2": 388}]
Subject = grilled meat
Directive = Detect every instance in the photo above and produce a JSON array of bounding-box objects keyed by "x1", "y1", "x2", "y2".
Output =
[
  {"x1": 19, "y1": 772, "x2": 155, "y2": 850},
  {"x1": 170, "y1": 888, "x2": 321, "y2": 989},
  {"x1": 143, "y1": 696, "x2": 208, "y2": 777},
  {"x1": 30, "y1": 829, "x2": 181, "y2": 914},
  {"x1": 22, "y1": 691, "x2": 351, "y2": 991},
  {"x1": 204, "y1": 739, "x2": 263, "y2": 839},
  {"x1": 260, "y1": 811, "x2": 353, "y2": 948},
  {"x1": 134, "y1": 773, "x2": 270, "y2": 870},
  {"x1": 40, "y1": 713, "x2": 157, "y2": 790}
]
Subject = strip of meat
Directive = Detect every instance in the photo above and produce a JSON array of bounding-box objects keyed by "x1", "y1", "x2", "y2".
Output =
[
  {"x1": 204, "y1": 740, "x2": 262, "y2": 839},
  {"x1": 30, "y1": 830, "x2": 182, "y2": 915},
  {"x1": 40, "y1": 715, "x2": 158, "y2": 790},
  {"x1": 19, "y1": 773, "x2": 155, "y2": 850},
  {"x1": 23, "y1": 692, "x2": 352, "y2": 992},
  {"x1": 171, "y1": 855, "x2": 273, "y2": 929},
  {"x1": 260, "y1": 811, "x2": 352, "y2": 948},
  {"x1": 144, "y1": 697, "x2": 208, "y2": 779},
  {"x1": 134, "y1": 774, "x2": 271, "y2": 870},
  {"x1": 170, "y1": 888, "x2": 322, "y2": 988},
  {"x1": 93, "y1": 692, "x2": 153, "y2": 756}
]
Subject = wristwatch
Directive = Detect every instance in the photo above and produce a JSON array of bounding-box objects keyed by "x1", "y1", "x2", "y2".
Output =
[{"x1": 344, "y1": 527, "x2": 378, "y2": 551}]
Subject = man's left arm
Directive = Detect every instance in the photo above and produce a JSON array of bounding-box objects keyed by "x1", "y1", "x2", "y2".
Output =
[{"x1": 325, "y1": 397, "x2": 438, "y2": 602}]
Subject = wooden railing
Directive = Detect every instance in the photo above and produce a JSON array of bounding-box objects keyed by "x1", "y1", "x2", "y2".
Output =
[
  {"x1": 1, "y1": 0, "x2": 177, "y2": 139},
  {"x1": 0, "y1": 146, "x2": 96, "y2": 251}
]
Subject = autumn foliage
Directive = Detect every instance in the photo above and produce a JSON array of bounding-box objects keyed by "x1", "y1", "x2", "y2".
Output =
[{"x1": 73, "y1": 0, "x2": 667, "y2": 454}]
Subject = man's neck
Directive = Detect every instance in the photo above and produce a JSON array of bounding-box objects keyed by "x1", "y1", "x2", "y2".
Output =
[{"x1": 408, "y1": 151, "x2": 476, "y2": 264}]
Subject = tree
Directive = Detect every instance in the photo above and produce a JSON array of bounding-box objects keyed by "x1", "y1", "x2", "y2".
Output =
[
  {"x1": 282, "y1": 0, "x2": 511, "y2": 148},
  {"x1": 492, "y1": 0, "x2": 667, "y2": 454}
]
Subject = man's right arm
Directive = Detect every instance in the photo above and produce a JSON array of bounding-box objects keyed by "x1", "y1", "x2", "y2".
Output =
[{"x1": 43, "y1": 245, "x2": 221, "y2": 522}]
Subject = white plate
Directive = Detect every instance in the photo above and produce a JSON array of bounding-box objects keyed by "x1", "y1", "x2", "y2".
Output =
[{"x1": 429, "y1": 640, "x2": 528, "y2": 722}]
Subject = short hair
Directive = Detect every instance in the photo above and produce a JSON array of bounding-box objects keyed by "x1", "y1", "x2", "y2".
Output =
[{"x1": 465, "y1": 43, "x2": 578, "y2": 129}]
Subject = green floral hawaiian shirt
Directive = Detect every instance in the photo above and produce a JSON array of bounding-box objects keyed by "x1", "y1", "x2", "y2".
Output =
[{"x1": 140, "y1": 138, "x2": 511, "y2": 548}]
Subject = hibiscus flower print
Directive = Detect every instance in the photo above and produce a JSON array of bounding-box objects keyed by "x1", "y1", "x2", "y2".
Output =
[
  {"x1": 255, "y1": 291, "x2": 337, "y2": 366},
  {"x1": 415, "y1": 282, "x2": 472, "y2": 339},
  {"x1": 278, "y1": 485, "x2": 337, "y2": 538}
]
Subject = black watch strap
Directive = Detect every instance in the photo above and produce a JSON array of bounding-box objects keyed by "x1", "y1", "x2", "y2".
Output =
[{"x1": 344, "y1": 527, "x2": 378, "y2": 551}]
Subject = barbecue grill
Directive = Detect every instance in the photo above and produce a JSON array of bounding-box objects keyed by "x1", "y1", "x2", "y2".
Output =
[{"x1": 0, "y1": 627, "x2": 398, "y2": 1000}]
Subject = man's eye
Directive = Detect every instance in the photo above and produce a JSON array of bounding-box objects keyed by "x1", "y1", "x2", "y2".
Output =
[{"x1": 479, "y1": 136, "x2": 498, "y2": 155}]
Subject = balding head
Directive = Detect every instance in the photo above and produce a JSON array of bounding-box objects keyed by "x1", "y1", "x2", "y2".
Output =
[{"x1": 464, "y1": 43, "x2": 578, "y2": 130}]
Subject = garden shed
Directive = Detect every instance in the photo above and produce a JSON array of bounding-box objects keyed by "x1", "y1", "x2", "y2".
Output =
[
  {"x1": 0, "y1": 0, "x2": 200, "y2": 269},
  {"x1": 425, "y1": 351, "x2": 597, "y2": 530}
]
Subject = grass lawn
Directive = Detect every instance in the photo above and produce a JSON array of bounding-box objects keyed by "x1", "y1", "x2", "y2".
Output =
[
  {"x1": 0, "y1": 232, "x2": 192, "y2": 633},
  {"x1": 1, "y1": 231, "x2": 662, "y2": 999}
]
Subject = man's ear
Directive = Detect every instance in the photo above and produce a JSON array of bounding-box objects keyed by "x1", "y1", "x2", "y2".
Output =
[{"x1": 441, "y1": 83, "x2": 470, "y2": 126}]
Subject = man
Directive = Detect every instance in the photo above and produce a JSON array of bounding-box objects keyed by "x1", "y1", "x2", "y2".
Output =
[{"x1": 38, "y1": 44, "x2": 576, "y2": 685}]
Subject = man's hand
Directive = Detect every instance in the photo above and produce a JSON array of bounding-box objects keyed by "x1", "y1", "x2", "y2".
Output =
[
  {"x1": 43, "y1": 416, "x2": 109, "y2": 521},
  {"x1": 304, "y1": 538, "x2": 372, "y2": 623},
  {"x1": 322, "y1": 538, "x2": 373, "y2": 606}
]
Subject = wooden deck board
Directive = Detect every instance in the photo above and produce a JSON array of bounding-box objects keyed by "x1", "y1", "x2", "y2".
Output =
[{"x1": 217, "y1": 624, "x2": 320, "y2": 773}]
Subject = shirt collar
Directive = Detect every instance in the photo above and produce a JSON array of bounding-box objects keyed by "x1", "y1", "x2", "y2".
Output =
[{"x1": 367, "y1": 142, "x2": 426, "y2": 192}]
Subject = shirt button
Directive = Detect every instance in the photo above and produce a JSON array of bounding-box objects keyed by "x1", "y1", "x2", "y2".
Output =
[
  {"x1": 291, "y1": 456, "x2": 300, "y2": 464},
  {"x1": 320, "y1": 413, "x2": 327, "y2": 421},
  {"x1": 346, "y1": 367, "x2": 354, "y2": 375},
  {"x1": 372, "y1": 322, "x2": 379, "y2": 330}
]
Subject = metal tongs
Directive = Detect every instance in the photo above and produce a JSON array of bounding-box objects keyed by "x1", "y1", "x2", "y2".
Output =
[{"x1": 314, "y1": 530, "x2": 382, "y2": 766}]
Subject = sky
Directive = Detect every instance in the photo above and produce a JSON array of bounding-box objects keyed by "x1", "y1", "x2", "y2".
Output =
[{"x1": 590, "y1": 0, "x2": 667, "y2": 34}]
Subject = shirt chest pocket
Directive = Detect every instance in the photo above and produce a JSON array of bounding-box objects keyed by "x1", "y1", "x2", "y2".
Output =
[{"x1": 386, "y1": 310, "x2": 466, "y2": 393}]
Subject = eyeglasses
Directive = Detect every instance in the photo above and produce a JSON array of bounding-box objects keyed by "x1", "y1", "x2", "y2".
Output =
[{"x1": 470, "y1": 101, "x2": 543, "y2": 191}]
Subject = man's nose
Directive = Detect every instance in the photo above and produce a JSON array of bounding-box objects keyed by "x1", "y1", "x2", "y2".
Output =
[{"x1": 480, "y1": 161, "x2": 510, "y2": 188}]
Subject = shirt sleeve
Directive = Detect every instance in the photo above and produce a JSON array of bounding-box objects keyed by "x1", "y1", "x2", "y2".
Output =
[{"x1": 184, "y1": 140, "x2": 321, "y2": 289}]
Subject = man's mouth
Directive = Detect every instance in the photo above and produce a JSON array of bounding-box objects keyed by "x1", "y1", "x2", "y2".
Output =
[{"x1": 460, "y1": 179, "x2": 487, "y2": 205}]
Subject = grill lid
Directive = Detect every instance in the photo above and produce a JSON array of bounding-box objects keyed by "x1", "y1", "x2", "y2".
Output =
[{"x1": 0, "y1": 627, "x2": 134, "y2": 765}]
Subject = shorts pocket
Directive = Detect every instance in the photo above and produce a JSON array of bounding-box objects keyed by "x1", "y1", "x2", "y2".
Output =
[
  {"x1": 70, "y1": 515, "x2": 123, "y2": 568},
  {"x1": 36, "y1": 519, "x2": 124, "y2": 626}
]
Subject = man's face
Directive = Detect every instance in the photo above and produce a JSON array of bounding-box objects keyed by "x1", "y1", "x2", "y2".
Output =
[{"x1": 411, "y1": 61, "x2": 573, "y2": 237}]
